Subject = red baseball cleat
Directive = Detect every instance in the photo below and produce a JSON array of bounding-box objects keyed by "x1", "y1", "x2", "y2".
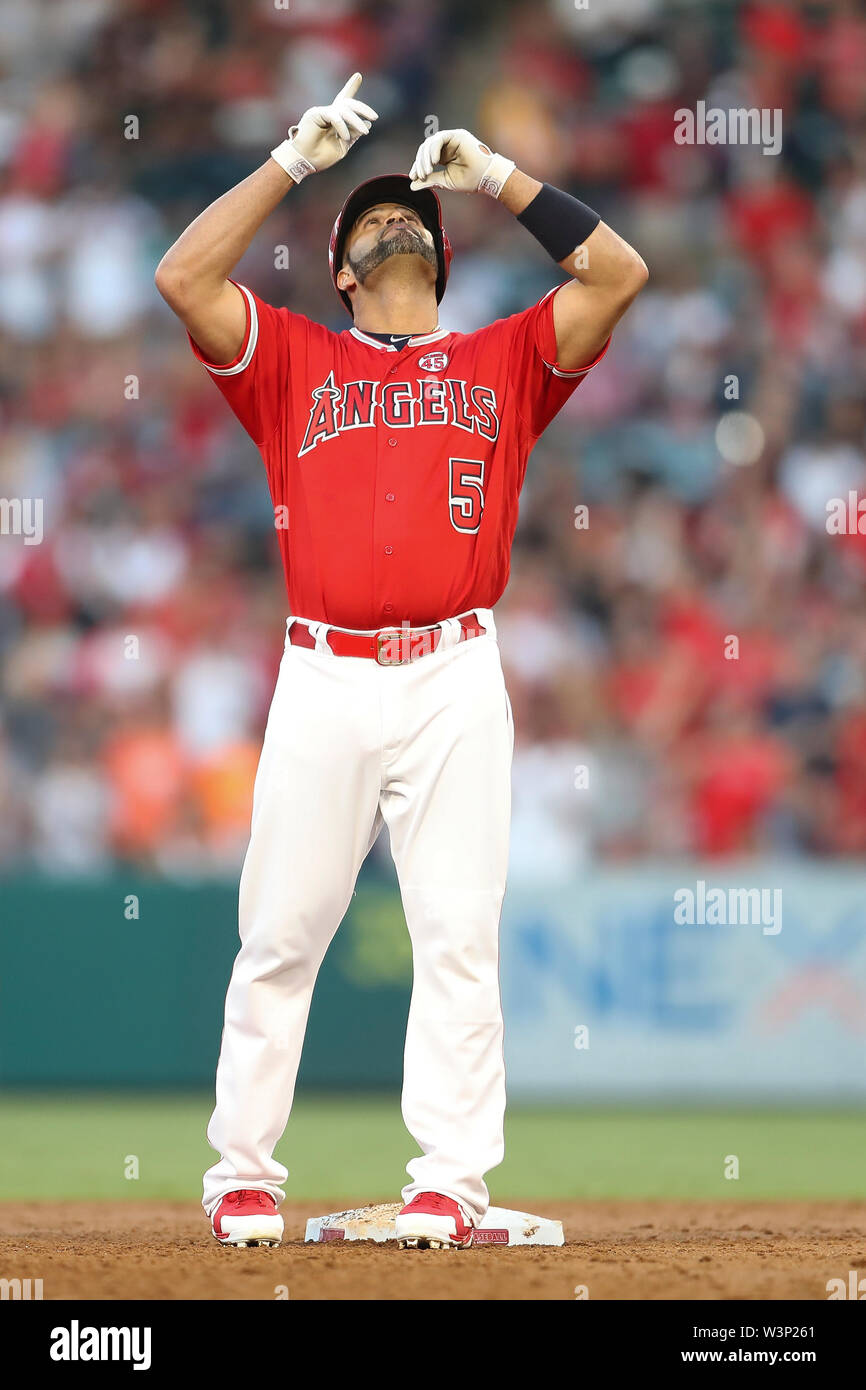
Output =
[
  {"x1": 395, "y1": 1191, "x2": 475, "y2": 1249},
  {"x1": 211, "y1": 1189, "x2": 284, "y2": 1248}
]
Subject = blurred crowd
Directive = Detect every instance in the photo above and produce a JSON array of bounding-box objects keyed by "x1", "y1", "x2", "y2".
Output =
[{"x1": 1, "y1": 0, "x2": 866, "y2": 878}]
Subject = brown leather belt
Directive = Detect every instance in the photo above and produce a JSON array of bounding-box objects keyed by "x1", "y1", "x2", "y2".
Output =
[{"x1": 289, "y1": 612, "x2": 485, "y2": 665}]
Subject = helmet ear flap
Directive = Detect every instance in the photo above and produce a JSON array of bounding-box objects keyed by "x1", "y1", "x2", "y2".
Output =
[
  {"x1": 327, "y1": 217, "x2": 339, "y2": 274},
  {"x1": 440, "y1": 227, "x2": 453, "y2": 286},
  {"x1": 329, "y1": 213, "x2": 354, "y2": 315}
]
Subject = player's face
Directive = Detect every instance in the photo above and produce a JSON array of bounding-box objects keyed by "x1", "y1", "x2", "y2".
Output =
[{"x1": 340, "y1": 203, "x2": 438, "y2": 296}]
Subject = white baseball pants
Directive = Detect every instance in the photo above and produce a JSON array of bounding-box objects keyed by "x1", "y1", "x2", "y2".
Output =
[{"x1": 202, "y1": 608, "x2": 513, "y2": 1225}]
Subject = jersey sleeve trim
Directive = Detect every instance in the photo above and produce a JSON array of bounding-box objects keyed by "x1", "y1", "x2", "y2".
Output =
[
  {"x1": 188, "y1": 283, "x2": 259, "y2": 376},
  {"x1": 542, "y1": 334, "x2": 611, "y2": 378},
  {"x1": 539, "y1": 283, "x2": 612, "y2": 376}
]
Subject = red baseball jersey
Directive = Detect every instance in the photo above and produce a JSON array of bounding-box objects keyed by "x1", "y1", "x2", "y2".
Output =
[{"x1": 190, "y1": 282, "x2": 609, "y2": 629}]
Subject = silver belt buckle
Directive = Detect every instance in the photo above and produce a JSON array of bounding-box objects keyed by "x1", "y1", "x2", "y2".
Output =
[{"x1": 376, "y1": 628, "x2": 409, "y2": 665}]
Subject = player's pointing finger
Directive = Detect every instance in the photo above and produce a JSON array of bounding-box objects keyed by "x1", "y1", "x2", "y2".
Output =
[{"x1": 335, "y1": 72, "x2": 363, "y2": 101}]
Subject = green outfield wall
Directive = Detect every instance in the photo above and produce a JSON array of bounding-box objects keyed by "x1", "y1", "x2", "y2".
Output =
[{"x1": 0, "y1": 870, "x2": 410, "y2": 1088}]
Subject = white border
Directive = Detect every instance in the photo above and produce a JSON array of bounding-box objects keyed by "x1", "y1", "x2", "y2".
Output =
[
  {"x1": 542, "y1": 357, "x2": 593, "y2": 378},
  {"x1": 202, "y1": 284, "x2": 259, "y2": 376},
  {"x1": 349, "y1": 326, "x2": 449, "y2": 352},
  {"x1": 543, "y1": 284, "x2": 607, "y2": 376}
]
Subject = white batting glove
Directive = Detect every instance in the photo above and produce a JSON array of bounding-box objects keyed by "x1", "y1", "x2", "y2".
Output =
[
  {"x1": 271, "y1": 73, "x2": 378, "y2": 184},
  {"x1": 409, "y1": 128, "x2": 515, "y2": 198}
]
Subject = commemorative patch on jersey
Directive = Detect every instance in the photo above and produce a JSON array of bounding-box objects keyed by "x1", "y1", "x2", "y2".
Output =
[{"x1": 417, "y1": 351, "x2": 449, "y2": 372}]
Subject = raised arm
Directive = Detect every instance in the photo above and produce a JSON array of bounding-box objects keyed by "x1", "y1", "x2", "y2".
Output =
[
  {"x1": 155, "y1": 162, "x2": 294, "y2": 364},
  {"x1": 409, "y1": 130, "x2": 647, "y2": 370},
  {"x1": 155, "y1": 73, "x2": 378, "y2": 364}
]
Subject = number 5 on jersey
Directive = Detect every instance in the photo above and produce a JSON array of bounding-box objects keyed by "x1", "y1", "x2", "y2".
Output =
[{"x1": 449, "y1": 458, "x2": 485, "y2": 533}]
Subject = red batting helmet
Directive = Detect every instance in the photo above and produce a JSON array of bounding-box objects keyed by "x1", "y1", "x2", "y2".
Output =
[{"x1": 328, "y1": 173, "x2": 453, "y2": 318}]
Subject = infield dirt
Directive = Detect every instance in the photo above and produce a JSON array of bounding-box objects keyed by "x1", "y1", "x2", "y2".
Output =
[{"x1": 1, "y1": 1199, "x2": 864, "y2": 1300}]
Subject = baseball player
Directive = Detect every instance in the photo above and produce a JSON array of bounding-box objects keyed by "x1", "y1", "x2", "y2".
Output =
[{"x1": 156, "y1": 73, "x2": 647, "y2": 1251}]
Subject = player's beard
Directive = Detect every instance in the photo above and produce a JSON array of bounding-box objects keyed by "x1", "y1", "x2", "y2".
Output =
[{"x1": 347, "y1": 226, "x2": 438, "y2": 287}]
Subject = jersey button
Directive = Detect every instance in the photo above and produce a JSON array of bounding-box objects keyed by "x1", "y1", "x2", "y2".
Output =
[
  {"x1": 385, "y1": 492, "x2": 395, "y2": 502},
  {"x1": 388, "y1": 437, "x2": 397, "y2": 447},
  {"x1": 384, "y1": 545, "x2": 393, "y2": 555},
  {"x1": 384, "y1": 603, "x2": 394, "y2": 614}
]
